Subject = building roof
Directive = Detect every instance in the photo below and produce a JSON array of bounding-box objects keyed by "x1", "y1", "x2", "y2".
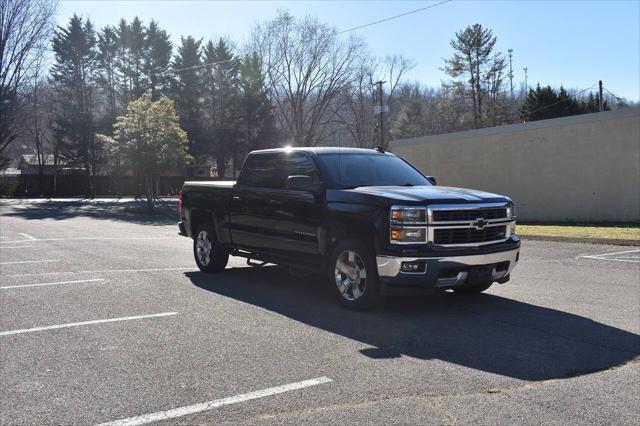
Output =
[{"x1": 19, "y1": 154, "x2": 56, "y2": 166}]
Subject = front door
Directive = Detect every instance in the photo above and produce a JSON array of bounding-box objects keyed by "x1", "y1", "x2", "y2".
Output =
[{"x1": 268, "y1": 152, "x2": 324, "y2": 264}]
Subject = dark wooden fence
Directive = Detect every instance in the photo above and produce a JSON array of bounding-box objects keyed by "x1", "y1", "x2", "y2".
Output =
[{"x1": 0, "y1": 175, "x2": 213, "y2": 197}]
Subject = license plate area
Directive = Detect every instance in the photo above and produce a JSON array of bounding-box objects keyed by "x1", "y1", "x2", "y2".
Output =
[{"x1": 467, "y1": 265, "x2": 494, "y2": 285}]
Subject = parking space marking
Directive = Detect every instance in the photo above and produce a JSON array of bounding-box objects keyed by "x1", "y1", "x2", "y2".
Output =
[
  {"x1": 0, "y1": 236, "x2": 180, "y2": 244},
  {"x1": 0, "y1": 259, "x2": 60, "y2": 265},
  {"x1": 0, "y1": 245, "x2": 38, "y2": 249},
  {"x1": 0, "y1": 278, "x2": 106, "y2": 290},
  {"x1": 579, "y1": 249, "x2": 640, "y2": 263},
  {"x1": 97, "y1": 376, "x2": 333, "y2": 426},
  {"x1": 0, "y1": 312, "x2": 178, "y2": 336},
  {"x1": 18, "y1": 233, "x2": 37, "y2": 240},
  {"x1": 3, "y1": 267, "x2": 193, "y2": 278}
]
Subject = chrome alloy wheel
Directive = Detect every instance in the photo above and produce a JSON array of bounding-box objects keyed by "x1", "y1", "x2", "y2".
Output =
[
  {"x1": 334, "y1": 250, "x2": 367, "y2": 301},
  {"x1": 196, "y1": 230, "x2": 213, "y2": 266}
]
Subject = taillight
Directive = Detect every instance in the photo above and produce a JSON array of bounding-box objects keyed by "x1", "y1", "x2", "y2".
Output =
[{"x1": 178, "y1": 191, "x2": 183, "y2": 216}]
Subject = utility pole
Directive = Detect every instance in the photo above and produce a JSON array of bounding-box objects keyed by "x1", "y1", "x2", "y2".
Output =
[
  {"x1": 523, "y1": 67, "x2": 528, "y2": 94},
  {"x1": 508, "y1": 49, "x2": 514, "y2": 97},
  {"x1": 374, "y1": 80, "x2": 386, "y2": 149},
  {"x1": 598, "y1": 80, "x2": 604, "y2": 112}
]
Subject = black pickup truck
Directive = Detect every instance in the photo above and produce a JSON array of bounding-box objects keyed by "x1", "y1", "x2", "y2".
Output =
[{"x1": 178, "y1": 147, "x2": 520, "y2": 309}]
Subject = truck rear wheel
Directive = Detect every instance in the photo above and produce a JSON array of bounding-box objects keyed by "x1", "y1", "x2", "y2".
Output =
[
  {"x1": 328, "y1": 239, "x2": 381, "y2": 310},
  {"x1": 193, "y1": 223, "x2": 229, "y2": 273}
]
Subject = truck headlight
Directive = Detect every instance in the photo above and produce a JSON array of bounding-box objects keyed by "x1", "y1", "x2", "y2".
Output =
[
  {"x1": 506, "y1": 203, "x2": 516, "y2": 219},
  {"x1": 390, "y1": 206, "x2": 426, "y2": 223},
  {"x1": 390, "y1": 226, "x2": 427, "y2": 244}
]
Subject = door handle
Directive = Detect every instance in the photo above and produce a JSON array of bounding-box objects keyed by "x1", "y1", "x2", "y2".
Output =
[
  {"x1": 269, "y1": 199, "x2": 282, "y2": 205},
  {"x1": 233, "y1": 196, "x2": 241, "y2": 201}
]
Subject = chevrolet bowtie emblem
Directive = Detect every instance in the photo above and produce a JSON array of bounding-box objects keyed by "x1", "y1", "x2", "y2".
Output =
[{"x1": 472, "y1": 218, "x2": 489, "y2": 230}]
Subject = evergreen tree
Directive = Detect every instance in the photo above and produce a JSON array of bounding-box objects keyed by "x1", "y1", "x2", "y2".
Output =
[
  {"x1": 443, "y1": 24, "x2": 504, "y2": 128},
  {"x1": 391, "y1": 100, "x2": 428, "y2": 139},
  {"x1": 236, "y1": 52, "x2": 277, "y2": 172},
  {"x1": 114, "y1": 19, "x2": 132, "y2": 108},
  {"x1": 144, "y1": 20, "x2": 173, "y2": 99},
  {"x1": 96, "y1": 25, "x2": 119, "y2": 128},
  {"x1": 128, "y1": 17, "x2": 147, "y2": 99},
  {"x1": 172, "y1": 36, "x2": 204, "y2": 160},
  {"x1": 50, "y1": 14, "x2": 101, "y2": 193},
  {"x1": 519, "y1": 85, "x2": 587, "y2": 121},
  {"x1": 202, "y1": 38, "x2": 240, "y2": 177}
]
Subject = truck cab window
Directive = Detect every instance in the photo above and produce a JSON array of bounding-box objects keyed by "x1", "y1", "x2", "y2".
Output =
[{"x1": 238, "y1": 153, "x2": 286, "y2": 189}]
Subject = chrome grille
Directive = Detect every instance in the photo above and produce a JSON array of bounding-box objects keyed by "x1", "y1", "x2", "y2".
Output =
[
  {"x1": 433, "y1": 226, "x2": 507, "y2": 245},
  {"x1": 432, "y1": 208, "x2": 506, "y2": 222}
]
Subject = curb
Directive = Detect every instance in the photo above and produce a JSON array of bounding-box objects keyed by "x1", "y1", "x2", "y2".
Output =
[{"x1": 519, "y1": 234, "x2": 640, "y2": 247}]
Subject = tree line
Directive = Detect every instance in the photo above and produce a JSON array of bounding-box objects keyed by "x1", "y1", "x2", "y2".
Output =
[{"x1": 2, "y1": 0, "x2": 635, "y2": 188}]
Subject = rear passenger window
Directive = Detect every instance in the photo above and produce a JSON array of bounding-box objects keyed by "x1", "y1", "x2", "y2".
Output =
[
  {"x1": 286, "y1": 153, "x2": 320, "y2": 183},
  {"x1": 238, "y1": 153, "x2": 286, "y2": 189}
]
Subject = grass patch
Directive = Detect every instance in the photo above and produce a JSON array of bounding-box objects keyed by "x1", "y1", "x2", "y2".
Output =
[{"x1": 518, "y1": 224, "x2": 640, "y2": 241}]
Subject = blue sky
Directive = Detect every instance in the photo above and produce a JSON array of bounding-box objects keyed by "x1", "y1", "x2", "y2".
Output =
[{"x1": 58, "y1": 0, "x2": 640, "y2": 101}]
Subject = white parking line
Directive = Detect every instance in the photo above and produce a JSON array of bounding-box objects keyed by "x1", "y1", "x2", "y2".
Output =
[
  {"x1": 0, "y1": 236, "x2": 180, "y2": 244},
  {"x1": 18, "y1": 233, "x2": 37, "y2": 240},
  {"x1": 579, "y1": 249, "x2": 640, "y2": 263},
  {"x1": 0, "y1": 259, "x2": 60, "y2": 265},
  {"x1": 0, "y1": 245, "x2": 36, "y2": 249},
  {"x1": 97, "y1": 377, "x2": 333, "y2": 426},
  {"x1": 3, "y1": 267, "x2": 193, "y2": 277},
  {"x1": 0, "y1": 278, "x2": 106, "y2": 290},
  {"x1": 0, "y1": 312, "x2": 178, "y2": 336}
]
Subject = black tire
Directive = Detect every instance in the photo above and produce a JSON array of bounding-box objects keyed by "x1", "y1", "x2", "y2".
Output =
[
  {"x1": 193, "y1": 223, "x2": 229, "y2": 273},
  {"x1": 327, "y1": 238, "x2": 381, "y2": 310},
  {"x1": 453, "y1": 281, "x2": 493, "y2": 294}
]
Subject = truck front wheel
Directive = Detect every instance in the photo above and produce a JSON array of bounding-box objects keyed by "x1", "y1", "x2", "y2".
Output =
[
  {"x1": 328, "y1": 239, "x2": 382, "y2": 310},
  {"x1": 193, "y1": 223, "x2": 229, "y2": 273}
]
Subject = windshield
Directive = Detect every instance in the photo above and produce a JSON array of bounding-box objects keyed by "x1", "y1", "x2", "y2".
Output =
[{"x1": 317, "y1": 153, "x2": 432, "y2": 189}]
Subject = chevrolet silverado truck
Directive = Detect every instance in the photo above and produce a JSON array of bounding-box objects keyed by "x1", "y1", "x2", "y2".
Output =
[{"x1": 178, "y1": 147, "x2": 520, "y2": 309}]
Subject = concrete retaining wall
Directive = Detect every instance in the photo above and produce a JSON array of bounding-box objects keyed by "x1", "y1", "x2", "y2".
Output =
[{"x1": 391, "y1": 108, "x2": 640, "y2": 223}]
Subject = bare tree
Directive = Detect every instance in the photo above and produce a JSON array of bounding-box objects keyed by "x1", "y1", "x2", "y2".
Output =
[
  {"x1": 0, "y1": 0, "x2": 57, "y2": 168},
  {"x1": 251, "y1": 11, "x2": 364, "y2": 146},
  {"x1": 333, "y1": 54, "x2": 414, "y2": 148}
]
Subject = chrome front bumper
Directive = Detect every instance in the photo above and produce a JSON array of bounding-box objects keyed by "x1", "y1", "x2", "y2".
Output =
[{"x1": 376, "y1": 247, "x2": 520, "y2": 290}]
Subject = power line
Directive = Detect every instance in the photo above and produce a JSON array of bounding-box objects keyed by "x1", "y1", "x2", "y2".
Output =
[
  {"x1": 174, "y1": 57, "x2": 235, "y2": 73},
  {"x1": 602, "y1": 87, "x2": 630, "y2": 107},
  {"x1": 175, "y1": 1, "x2": 454, "y2": 72},
  {"x1": 336, "y1": 0, "x2": 454, "y2": 35}
]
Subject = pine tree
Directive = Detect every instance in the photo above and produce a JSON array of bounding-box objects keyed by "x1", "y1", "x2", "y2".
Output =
[
  {"x1": 128, "y1": 17, "x2": 147, "y2": 99},
  {"x1": 96, "y1": 25, "x2": 119, "y2": 128},
  {"x1": 202, "y1": 38, "x2": 240, "y2": 177},
  {"x1": 519, "y1": 85, "x2": 586, "y2": 121},
  {"x1": 50, "y1": 14, "x2": 101, "y2": 194},
  {"x1": 144, "y1": 20, "x2": 173, "y2": 99},
  {"x1": 391, "y1": 100, "x2": 428, "y2": 139},
  {"x1": 443, "y1": 24, "x2": 503, "y2": 129},
  {"x1": 238, "y1": 52, "x2": 276, "y2": 153},
  {"x1": 172, "y1": 36, "x2": 204, "y2": 160}
]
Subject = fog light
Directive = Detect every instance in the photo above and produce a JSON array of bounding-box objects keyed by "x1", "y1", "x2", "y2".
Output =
[{"x1": 401, "y1": 261, "x2": 426, "y2": 273}]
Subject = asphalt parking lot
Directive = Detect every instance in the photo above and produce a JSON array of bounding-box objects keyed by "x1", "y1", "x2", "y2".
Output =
[{"x1": 1, "y1": 199, "x2": 639, "y2": 425}]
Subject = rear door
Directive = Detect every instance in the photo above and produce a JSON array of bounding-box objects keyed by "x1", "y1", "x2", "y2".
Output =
[{"x1": 229, "y1": 152, "x2": 286, "y2": 252}]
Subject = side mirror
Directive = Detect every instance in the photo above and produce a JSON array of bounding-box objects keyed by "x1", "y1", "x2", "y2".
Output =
[
  {"x1": 426, "y1": 176, "x2": 437, "y2": 185},
  {"x1": 287, "y1": 175, "x2": 321, "y2": 194}
]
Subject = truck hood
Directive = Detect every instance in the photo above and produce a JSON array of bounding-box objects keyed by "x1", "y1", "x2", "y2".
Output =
[{"x1": 346, "y1": 185, "x2": 509, "y2": 204}]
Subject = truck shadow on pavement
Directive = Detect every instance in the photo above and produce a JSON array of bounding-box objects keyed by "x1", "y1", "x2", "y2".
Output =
[
  {"x1": 185, "y1": 266, "x2": 640, "y2": 382},
  {"x1": 1, "y1": 200, "x2": 177, "y2": 225}
]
